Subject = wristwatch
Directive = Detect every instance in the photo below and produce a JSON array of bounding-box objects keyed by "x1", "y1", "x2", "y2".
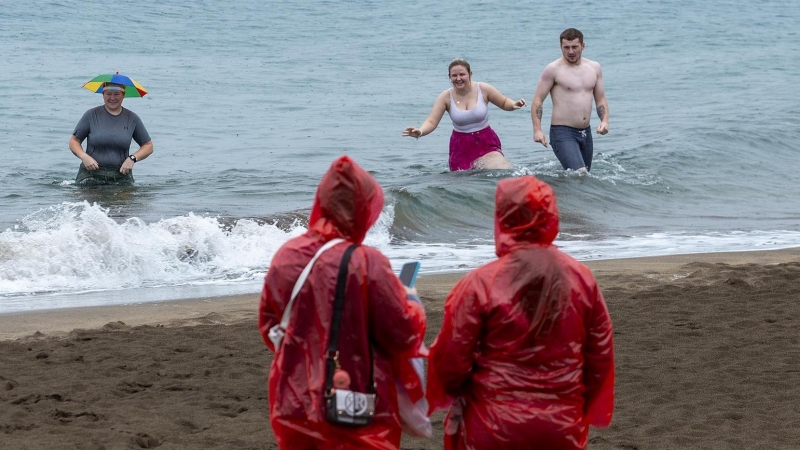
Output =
[{"x1": 129, "y1": 154, "x2": 137, "y2": 163}]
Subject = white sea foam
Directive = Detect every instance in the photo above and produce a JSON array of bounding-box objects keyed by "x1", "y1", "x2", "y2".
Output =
[
  {"x1": 2, "y1": 202, "x2": 800, "y2": 313},
  {"x1": 0, "y1": 202, "x2": 296, "y2": 299}
]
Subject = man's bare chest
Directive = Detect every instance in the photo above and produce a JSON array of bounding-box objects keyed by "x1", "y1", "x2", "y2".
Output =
[{"x1": 554, "y1": 69, "x2": 596, "y2": 93}]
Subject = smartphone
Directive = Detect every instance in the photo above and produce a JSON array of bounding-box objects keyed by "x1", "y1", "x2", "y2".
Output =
[{"x1": 398, "y1": 261, "x2": 421, "y2": 288}]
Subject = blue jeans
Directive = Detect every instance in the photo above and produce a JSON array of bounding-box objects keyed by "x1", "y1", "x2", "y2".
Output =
[{"x1": 550, "y1": 125, "x2": 593, "y2": 171}]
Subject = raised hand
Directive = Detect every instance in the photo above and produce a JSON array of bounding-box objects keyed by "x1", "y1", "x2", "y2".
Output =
[{"x1": 402, "y1": 127, "x2": 422, "y2": 139}]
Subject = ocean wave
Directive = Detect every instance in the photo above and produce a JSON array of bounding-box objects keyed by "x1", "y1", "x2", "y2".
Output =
[
  {"x1": 0, "y1": 202, "x2": 301, "y2": 298},
  {"x1": 4, "y1": 201, "x2": 800, "y2": 313}
]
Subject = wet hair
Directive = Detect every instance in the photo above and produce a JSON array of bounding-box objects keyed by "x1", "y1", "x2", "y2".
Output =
[
  {"x1": 560, "y1": 28, "x2": 584, "y2": 44},
  {"x1": 448, "y1": 59, "x2": 472, "y2": 76}
]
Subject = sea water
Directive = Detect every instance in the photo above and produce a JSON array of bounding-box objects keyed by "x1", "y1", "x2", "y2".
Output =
[{"x1": 1, "y1": 0, "x2": 799, "y2": 312}]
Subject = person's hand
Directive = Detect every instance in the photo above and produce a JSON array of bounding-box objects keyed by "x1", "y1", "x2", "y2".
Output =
[
  {"x1": 403, "y1": 127, "x2": 422, "y2": 139},
  {"x1": 81, "y1": 155, "x2": 99, "y2": 171},
  {"x1": 534, "y1": 130, "x2": 548, "y2": 148},
  {"x1": 404, "y1": 285, "x2": 418, "y2": 297},
  {"x1": 596, "y1": 122, "x2": 609, "y2": 135},
  {"x1": 120, "y1": 158, "x2": 134, "y2": 175},
  {"x1": 511, "y1": 98, "x2": 526, "y2": 110}
]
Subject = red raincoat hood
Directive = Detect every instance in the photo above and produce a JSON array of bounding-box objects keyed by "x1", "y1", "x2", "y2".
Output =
[
  {"x1": 494, "y1": 175, "x2": 559, "y2": 256},
  {"x1": 308, "y1": 155, "x2": 384, "y2": 243}
]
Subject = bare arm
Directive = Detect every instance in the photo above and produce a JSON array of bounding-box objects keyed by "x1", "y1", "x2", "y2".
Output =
[
  {"x1": 133, "y1": 140, "x2": 153, "y2": 161},
  {"x1": 69, "y1": 135, "x2": 99, "y2": 171},
  {"x1": 119, "y1": 140, "x2": 153, "y2": 175},
  {"x1": 403, "y1": 90, "x2": 449, "y2": 139},
  {"x1": 593, "y1": 63, "x2": 609, "y2": 135},
  {"x1": 482, "y1": 82, "x2": 526, "y2": 111},
  {"x1": 531, "y1": 66, "x2": 556, "y2": 147}
]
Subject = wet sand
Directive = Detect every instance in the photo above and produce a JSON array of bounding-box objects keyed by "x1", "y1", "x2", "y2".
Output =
[{"x1": 2, "y1": 248, "x2": 799, "y2": 449}]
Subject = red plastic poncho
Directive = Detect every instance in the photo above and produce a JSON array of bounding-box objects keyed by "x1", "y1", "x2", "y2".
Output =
[
  {"x1": 427, "y1": 175, "x2": 615, "y2": 450},
  {"x1": 259, "y1": 156, "x2": 426, "y2": 450}
]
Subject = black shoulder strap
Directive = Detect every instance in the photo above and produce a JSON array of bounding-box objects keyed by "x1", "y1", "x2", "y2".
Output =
[
  {"x1": 328, "y1": 244, "x2": 358, "y2": 354},
  {"x1": 325, "y1": 244, "x2": 374, "y2": 394}
]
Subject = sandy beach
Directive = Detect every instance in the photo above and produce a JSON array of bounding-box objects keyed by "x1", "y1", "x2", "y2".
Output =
[{"x1": 2, "y1": 248, "x2": 799, "y2": 449}]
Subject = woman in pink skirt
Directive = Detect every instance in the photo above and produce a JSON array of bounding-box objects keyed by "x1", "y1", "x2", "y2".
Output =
[{"x1": 403, "y1": 59, "x2": 526, "y2": 171}]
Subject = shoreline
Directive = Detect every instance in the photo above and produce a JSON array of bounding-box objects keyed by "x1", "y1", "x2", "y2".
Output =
[{"x1": 2, "y1": 247, "x2": 799, "y2": 341}]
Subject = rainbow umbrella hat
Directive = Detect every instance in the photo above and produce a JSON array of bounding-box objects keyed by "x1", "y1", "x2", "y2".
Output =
[{"x1": 82, "y1": 72, "x2": 148, "y2": 98}]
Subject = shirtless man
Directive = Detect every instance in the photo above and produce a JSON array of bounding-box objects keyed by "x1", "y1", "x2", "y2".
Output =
[{"x1": 531, "y1": 28, "x2": 609, "y2": 172}]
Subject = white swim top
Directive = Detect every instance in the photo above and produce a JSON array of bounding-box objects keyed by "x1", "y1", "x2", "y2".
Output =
[{"x1": 448, "y1": 83, "x2": 489, "y2": 133}]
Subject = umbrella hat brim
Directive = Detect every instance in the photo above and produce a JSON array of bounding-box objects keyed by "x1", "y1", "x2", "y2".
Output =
[{"x1": 83, "y1": 73, "x2": 148, "y2": 98}]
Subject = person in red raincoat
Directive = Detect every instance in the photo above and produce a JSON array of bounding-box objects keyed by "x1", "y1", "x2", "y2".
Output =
[
  {"x1": 427, "y1": 175, "x2": 615, "y2": 450},
  {"x1": 259, "y1": 156, "x2": 427, "y2": 450}
]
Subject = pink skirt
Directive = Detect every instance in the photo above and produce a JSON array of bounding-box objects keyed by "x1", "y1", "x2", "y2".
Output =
[{"x1": 449, "y1": 126, "x2": 503, "y2": 171}]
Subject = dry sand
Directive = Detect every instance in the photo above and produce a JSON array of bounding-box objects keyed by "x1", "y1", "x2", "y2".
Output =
[{"x1": 1, "y1": 248, "x2": 799, "y2": 449}]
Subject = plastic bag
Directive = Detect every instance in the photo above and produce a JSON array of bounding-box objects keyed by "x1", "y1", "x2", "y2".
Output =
[
  {"x1": 397, "y1": 355, "x2": 432, "y2": 438},
  {"x1": 397, "y1": 292, "x2": 432, "y2": 438}
]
